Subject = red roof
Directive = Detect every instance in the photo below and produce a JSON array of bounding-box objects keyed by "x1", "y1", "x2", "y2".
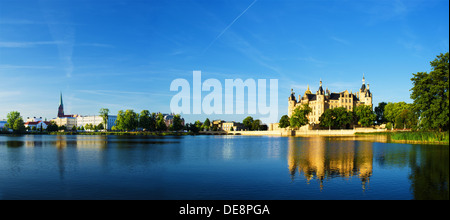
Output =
[
  {"x1": 24, "y1": 121, "x2": 50, "y2": 125},
  {"x1": 25, "y1": 121, "x2": 40, "y2": 125}
]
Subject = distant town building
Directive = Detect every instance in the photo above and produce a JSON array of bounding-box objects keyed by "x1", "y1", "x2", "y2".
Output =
[
  {"x1": 52, "y1": 117, "x2": 77, "y2": 130},
  {"x1": 222, "y1": 121, "x2": 245, "y2": 131},
  {"x1": 76, "y1": 115, "x2": 117, "y2": 130},
  {"x1": 163, "y1": 113, "x2": 185, "y2": 127},
  {"x1": 212, "y1": 120, "x2": 224, "y2": 130},
  {"x1": 24, "y1": 121, "x2": 50, "y2": 130},
  {"x1": 288, "y1": 75, "x2": 373, "y2": 124}
]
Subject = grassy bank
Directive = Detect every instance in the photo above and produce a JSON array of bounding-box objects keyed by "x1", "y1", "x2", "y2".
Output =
[
  {"x1": 390, "y1": 131, "x2": 449, "y2": 144},
  {"x1": 356, "y1": 131, "x2": 449, "y2": 144}
]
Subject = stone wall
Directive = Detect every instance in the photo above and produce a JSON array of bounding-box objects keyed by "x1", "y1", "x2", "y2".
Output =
[{"x1": 226, "y1": 127, "x2": 386, "y2": 137}]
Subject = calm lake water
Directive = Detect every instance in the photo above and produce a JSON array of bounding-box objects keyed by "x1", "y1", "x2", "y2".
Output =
[{"x1": 0, "y1": 134, "x2": 448, "y2": 200}]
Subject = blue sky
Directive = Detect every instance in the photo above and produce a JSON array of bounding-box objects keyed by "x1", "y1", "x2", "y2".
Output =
[{"x1": 0, "y1": 0, "x2": 448, "y2": 123}]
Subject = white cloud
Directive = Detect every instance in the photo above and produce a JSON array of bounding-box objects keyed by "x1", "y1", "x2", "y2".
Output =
[{"x1": 0, "y1": 41, "x2": 65, "y2": 48}]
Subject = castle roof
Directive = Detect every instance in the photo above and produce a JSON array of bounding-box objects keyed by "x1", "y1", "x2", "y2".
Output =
[
  {"x1": 361, "y1": 83, "x2": 366, "y2": 91},
  {"x1": 302, "y1": 93, "x2": 317, "y2": 101},
  {"x1": 329, "y1": 93, "x2": 341, "y2": 100}
]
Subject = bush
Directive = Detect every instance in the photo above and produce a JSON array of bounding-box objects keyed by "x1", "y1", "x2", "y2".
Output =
[{"x1": 386, "y1": 122, "x2": 393, "y2": 130}]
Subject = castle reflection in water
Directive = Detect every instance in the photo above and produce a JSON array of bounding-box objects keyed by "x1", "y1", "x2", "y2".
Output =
[{"x1": 287, "y1": 137, "x2": 375, "y2": 190}]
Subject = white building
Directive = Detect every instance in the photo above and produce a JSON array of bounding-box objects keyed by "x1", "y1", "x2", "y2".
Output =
[
  {"x1": 76, "y1": 115, "x2": 117, "y2": 130},
  {"x1": 24, "y1": 121, "x2": 50, "y2": 130}
]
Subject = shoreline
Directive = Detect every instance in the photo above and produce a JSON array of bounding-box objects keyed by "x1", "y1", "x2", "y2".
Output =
[{"x1": 1, "y1": 130, "x2": 448, "y2": 145}]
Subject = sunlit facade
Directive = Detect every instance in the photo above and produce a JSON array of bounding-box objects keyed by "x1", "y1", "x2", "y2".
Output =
[{"x1": 288, "y1": 75, "x2": 373, "y2": 124}]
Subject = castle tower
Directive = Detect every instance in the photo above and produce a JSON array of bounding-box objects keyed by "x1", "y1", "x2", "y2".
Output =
[
  {"x1": 316, "y1": 80, "x2": 325, "y2": 123},
  {"x1": 358, "y1": 74, "x2": 372, "y2": 107},
  {"x1": 288, "y1": 89, "x2": 297, "y2": 117},
  {"x1": 58, "y1": 92, "x2": 64, "y2": 117}
]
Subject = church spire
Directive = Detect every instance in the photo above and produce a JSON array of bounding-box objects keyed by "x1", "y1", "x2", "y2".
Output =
[
  {"x1": 58, "y1": 92, "x2": 65, "y2": 117},
  {"x1": 59, "y1": 91, "x2": 63, "y2": 107}
]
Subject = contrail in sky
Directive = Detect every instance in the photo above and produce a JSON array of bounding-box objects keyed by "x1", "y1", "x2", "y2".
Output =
[{"x1": 203, "y1": 0, "x2": 258, "y2": 53}]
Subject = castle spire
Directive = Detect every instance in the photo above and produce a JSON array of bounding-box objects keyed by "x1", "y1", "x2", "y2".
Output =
[
  {"x1": 361, "y1": 74, "x2": 366, "y2": 91},
  {"x1": 318, "y1": 79, "x2": 324, "y2": 94}
]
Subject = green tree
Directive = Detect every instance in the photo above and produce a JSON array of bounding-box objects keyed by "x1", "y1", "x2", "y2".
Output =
[
  {"x1": 13, "y1": 117, "x2": 26, "y2": 133},
  {"x1": 186, "y1": 123, "x2": 199, "y2": 133},
  {"x1": 149, "y1": 113, "x2": 157, "y2": 131},
  {"x1": 386, "y1": 122, "x2": 393, "y2": 130},
  {"x1": 46, "y1": 121, "x2": 58, "y2": 132},
  {"x1": 123, "y1": 109, "x2": 139, "y2": 131},
  {"x1": 99, "y1": 108, "x2": 110, "y2": 130},
  {"x1": 97, "y1": 123, "x2": 104, "y2": 130},
  {"x1": 202, "y1": 118, "x2": 211, "y2": 131},
  {"x1": 383, "y1": 102, "x2": 419, "y2": 129},
  {"x1": 278, "y1": 115, "x2": 290, "y2": 128},
  {"x1": 139, "y1": 110, "x2": 151, "y2": 131},
  {"x1": 156, "y1": 113, "x2": 167, "y2": 132},
  {"x1": 375, "y1": 102, "x2": 387, "y2": 125},
  {"x1": 411, "y1": 52, "x2": 449, "y2": 131},
  {"x1": 354, "y1": 105, "x2": 376, "y2": 127},
  {"x1": 115, "y1": 110, "x2": 138, "y2": 131},
  {"x1": 334, "y1": 107, "x2": 353, "y2": 129},
  {"x1": 72, "y1": 125, "x2": 77, "y2": 131},
  {"x1": 172, "y1": 114, "x2": 184, "y2": 131},
  {"x1": 194, "y1": 120, "x2": 202, "y2": 132},
  {"x1": 394, "y1": 109, "x2": 417, "y2": 129},
  {"x1": 243, "y1": 116, "x2": 254, "y2": 131},
  {"x1": 319, "y1": 108, "x2": 337, "y2": 129},
  {"x1": 115, "y1": 110, "x2": 125, "y2": 131},
  {"x1": 290, "y1": 104, "x2": 312, "y2": 129},
  {"x1": 252, "y1": 119, "x2": 262, "y2": 131},
  {"x1": 6, "y1": 111, "x2": 21, "y2": 130}
]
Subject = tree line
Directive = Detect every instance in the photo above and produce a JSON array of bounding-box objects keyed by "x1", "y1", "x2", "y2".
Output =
[
  {"x1": 110, "y1": 109, "x2": 184, "y2": 132},
  {"x1": 184, "y1": 116, "x2": 267, "y2": 133},
  {"x1": 279, "y1": 104, "x2": 376, "y2": 130},
  {"x1": 2, "y1": 108, "x2": 185, "y2": 133}
]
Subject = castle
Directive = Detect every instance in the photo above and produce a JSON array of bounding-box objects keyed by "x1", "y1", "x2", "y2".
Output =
[{"x1": 288, "y1": 75, "x2": 372, "y2": 124}]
